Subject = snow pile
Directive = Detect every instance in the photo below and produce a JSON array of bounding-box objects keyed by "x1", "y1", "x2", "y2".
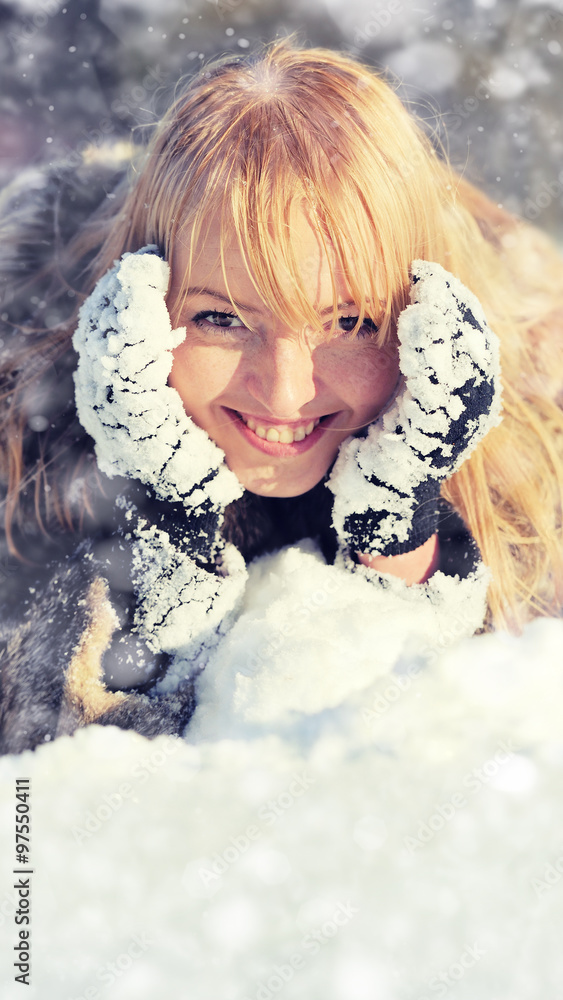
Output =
[
  {"x1": 1, "y1": 541, "x2": 563, "y2": 998},
  {"x1": 185, "y1": 538, "x2": 489, "y2": 736}
]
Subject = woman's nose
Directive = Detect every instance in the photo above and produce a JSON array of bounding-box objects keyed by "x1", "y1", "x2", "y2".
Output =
[{"x1": 246, "y1": 336, "x2": 317, "y2": 419}]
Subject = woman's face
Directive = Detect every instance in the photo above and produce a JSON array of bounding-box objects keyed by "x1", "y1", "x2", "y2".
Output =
[{"x1": 167, "y1": 206, "x2": 400, "y2": 497}]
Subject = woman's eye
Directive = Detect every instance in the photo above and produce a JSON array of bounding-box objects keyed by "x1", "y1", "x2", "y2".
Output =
[
  {"x1": 192, "y1": 310, "x2": 246, "y2": 331},
  {"x1": 337, "y1": 315, "x2": 379, "y2": 338},
  {"x1": 189, "y1": 310, "x2": 378, "y2": 339}
]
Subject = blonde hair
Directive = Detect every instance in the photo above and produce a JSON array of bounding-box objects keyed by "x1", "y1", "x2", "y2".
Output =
[{"x1": 2, "y1": 35, "x2": 563, "y2": 631}]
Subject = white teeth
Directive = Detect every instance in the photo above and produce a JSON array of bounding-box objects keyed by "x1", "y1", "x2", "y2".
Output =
[
  {"x1": 278, "y1": 428, "x2": 294, "y2": 444},
  {"x1": 239, "y1": 413, "x2": 323, "y2": 444}
]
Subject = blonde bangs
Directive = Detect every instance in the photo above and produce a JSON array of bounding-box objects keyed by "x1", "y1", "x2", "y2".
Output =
[
  {"x1": 163, "y1": 52, "x2": 450, "y2": 344},
  {"x1": 91, "y1": 36, "x2": 473, "y2": 338}
]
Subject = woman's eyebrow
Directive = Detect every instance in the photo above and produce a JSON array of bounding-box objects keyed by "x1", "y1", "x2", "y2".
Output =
[{"x1": 186, "y1": 286, "x2": 357, "y2": 317}]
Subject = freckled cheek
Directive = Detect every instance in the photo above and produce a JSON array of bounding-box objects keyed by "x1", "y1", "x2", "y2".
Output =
[
  {"x1": 168, "y1": 345, "x2": 243, "y2": 409},
  {"x1": 318, "y1": 349, "x2": 399, "y2": 417}
]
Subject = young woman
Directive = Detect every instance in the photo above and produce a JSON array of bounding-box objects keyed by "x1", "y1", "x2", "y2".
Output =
[{"x1": 1, "y1": 36, "x2": 562, "y2": 754}]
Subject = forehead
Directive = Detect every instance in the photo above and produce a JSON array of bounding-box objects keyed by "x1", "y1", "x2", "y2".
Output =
[{"x1": 171, "y1": 200, "x2": 354, "y2": 309}]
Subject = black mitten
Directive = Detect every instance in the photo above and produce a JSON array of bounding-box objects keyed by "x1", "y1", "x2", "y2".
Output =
[
  {"x1": 72, "y1": 246, "x2": 248, "y2": 686},
  {"x1": 327, "y1": 260, "x2": 502, "y2": 560}
]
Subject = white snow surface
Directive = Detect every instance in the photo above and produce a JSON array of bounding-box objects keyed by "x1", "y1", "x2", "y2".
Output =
[
  {"x1": 185, "y1": 538, "x2": 490, "y2": 737},
  {"x1": 3, "y1": 540, "x2": 563, "y2": 998}
]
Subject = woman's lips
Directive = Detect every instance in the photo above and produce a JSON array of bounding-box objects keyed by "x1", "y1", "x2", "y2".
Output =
[{"x1": 223, "y1": 407, "x2": 339, "y2": 456}]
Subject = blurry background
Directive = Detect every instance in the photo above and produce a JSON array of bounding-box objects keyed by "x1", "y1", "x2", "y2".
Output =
[{"x1": 0, "y1": 0, "x2": 562, "y2": 238}]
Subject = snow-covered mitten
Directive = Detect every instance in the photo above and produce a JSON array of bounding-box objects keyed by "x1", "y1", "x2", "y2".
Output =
[
  {"x1": 327, "y1": 260, "x2": 502, "y2": 564},
  {"x1": 72, "y1": 246, "x2": 247, "y2": 689}
]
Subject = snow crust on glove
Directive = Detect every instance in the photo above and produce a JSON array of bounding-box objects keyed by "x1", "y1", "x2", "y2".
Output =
[
  {"x1": 328, "y1": 260, "x2": 503, "y2": 556},
  {"x1": 125, "y1": 509, "x2": 249, "y2": 693},
  {"x1": 72, "y1": 245, "x2": 244, "y2": 513},
  {"x1": 72, "y1": 246, "x2": 248, "y2": 688}
]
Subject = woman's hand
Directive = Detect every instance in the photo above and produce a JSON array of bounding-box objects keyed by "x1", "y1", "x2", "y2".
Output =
[
  {"x1": 357, "y1": 532, "x2": 440, "y2": 584},
  {"x1": 327, "y1": 259, "x2": 503, "y2": 569}
]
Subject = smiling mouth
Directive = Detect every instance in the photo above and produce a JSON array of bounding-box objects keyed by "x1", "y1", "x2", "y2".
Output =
[
  {"x1": 225, "y1": 408, "x2": 337, "y2": 453},
  {"x1": 237, "y1": 413, "x2": 322, "y2": 444}
]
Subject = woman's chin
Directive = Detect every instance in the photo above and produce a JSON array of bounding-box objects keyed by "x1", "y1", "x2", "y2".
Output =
[{"x1": 230, "y1": 462, "x2": 330, "y2": 498}]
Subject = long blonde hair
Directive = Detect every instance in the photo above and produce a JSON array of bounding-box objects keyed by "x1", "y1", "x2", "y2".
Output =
[{"x1": 2, "y1": 35, "x2": 563, "y2": 631}]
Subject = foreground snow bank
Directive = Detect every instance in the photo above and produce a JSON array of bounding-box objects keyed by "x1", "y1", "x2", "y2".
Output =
[
  {"x1": 1, "y1": 544, "x2": 563, "y2": 998},
  {"x1": 176, "y1": 538, "x2": 489, "y2": 732}
]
